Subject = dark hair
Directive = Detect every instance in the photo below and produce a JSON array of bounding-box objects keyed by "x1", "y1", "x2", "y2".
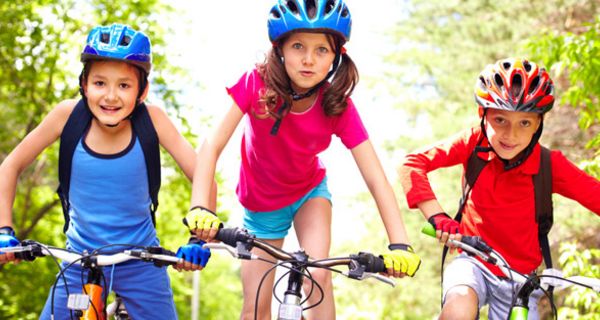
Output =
[{"x1": 256, "y1": 33, "x2": 358, "y2": 120}]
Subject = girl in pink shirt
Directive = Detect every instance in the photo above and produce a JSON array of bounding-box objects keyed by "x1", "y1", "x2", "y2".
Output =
[{"x1": 186, "y1": 0, "x2": 421, "y2": 319}]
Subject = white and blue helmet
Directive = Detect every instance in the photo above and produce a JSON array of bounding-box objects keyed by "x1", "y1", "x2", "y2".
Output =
[{"x1": 268, "y1": 0, "x2": 352, "y2": 43}]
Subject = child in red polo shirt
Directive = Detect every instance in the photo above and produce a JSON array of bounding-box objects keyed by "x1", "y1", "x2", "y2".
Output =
[{"x1": 399, "y1": 57, "x2": 600, "y2": 319}]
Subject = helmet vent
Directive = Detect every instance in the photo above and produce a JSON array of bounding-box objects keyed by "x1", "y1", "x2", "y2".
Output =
[
  {"x1": 341, "y1": 5, "x2": 349, "y2": 17},
  {"x1": 511, "y1": 74, "x2": 523, "y2": 98},
  {"x1": 275, "y1": 6, "x2": 285, "y2": 16},
  {"x1": 100, "y1": 33, "x2": 110, "y2": 44},
  {"x1": 306, "y1": 0, "x2": 316, "y2": 18},
  {"x1": 286, "y1": 0, "x2": 299, "y2": 15},
  {"x1": 502, "y1": 62, "x2": 511, "y2": 70},
  {"x1": 523, "y1": 61, "x2": 532, "y2": 72},
  {"x1": 325, "y1": 0, "x2": 336, "y2": 14},
  {"x1": 120, "y1": 35, "x2": 131, "y2": 46},
  {"x1": 478, "y1": 76, "x2": 486, "y2": 88},
  {"x1": 528, "y1": 76, "x2": 540, "y2": 95},
  {"x1": 494, "y1": 73, "x2": 504, "y2": 88}
]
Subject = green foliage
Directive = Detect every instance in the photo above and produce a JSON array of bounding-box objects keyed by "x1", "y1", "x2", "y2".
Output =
[
  {"x1": 528, "y1": 17, "x2": 600, "y2": 178},
  {"x1": 556, "y1": 243, "x2": 600, "y2": 319}
]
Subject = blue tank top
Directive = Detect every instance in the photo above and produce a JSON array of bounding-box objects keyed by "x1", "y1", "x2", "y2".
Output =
[{"x1": 65, "y1": 130, "x2": 158, "y2": 253}]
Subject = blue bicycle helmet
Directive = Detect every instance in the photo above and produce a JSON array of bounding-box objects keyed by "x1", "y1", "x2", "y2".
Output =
[
  {"x1": 81, "y1": 23, "x2": 152, "y2": 74},
  {"x1": 268, "y1": 0, "x2": 352, "y2": 43}
]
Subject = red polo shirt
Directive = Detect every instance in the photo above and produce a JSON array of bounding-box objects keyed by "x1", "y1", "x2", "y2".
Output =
[{"x1": 400, "y1": 127, "x2": 600, "y2": 276}]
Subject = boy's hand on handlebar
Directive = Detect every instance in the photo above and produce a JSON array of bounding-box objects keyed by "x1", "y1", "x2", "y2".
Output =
[
  {"x1": 0, "y1": 227, "x2": 20, "y2": 265},
  {"x1": 175, "y1": 237, "x2": 211, "y2": 271},
  {"x1": 381, "y1": 244, "x2": 421, "y2": 278},
  {"x1": 428, "y1": 212, "x2": 462, "y2": 247},
  {"x1": 183, "y1": 206, "x2": 221, "y2": 241}
]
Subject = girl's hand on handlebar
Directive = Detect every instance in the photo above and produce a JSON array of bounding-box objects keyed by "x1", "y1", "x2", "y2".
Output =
[
  {"x1": 380, "y1": 244, "x2": 421, "y2": 278},
  {"x1": 183, "y1": 206, "x2": 221, "y2": 241}
]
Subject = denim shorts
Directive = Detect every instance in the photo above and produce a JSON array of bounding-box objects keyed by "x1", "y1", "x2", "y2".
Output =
[
  {"x1": 443, "y1": 253, "x2": 543, "y2": 320},
  {"x1": 243, "y1": 176, "x2": 332, "y2": 239}
]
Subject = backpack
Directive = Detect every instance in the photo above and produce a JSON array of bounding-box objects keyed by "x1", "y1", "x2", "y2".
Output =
[
  {"x1": 437, "y1": 144, "x2": 554, "y2": 306},
  {"x1": 450, "y1": 145, "x2": 554, "y2": 268},
  {"x1": 57, "y1": 99, "x2": 161, "y2": 233}
]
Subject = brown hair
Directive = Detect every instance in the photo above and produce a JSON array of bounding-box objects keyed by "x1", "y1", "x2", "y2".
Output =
[{"x1": 256, "y1": 33, "x2": 359, "y2": 120}]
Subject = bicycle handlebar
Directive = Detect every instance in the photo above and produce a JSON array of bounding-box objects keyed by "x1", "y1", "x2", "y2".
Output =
[
  {"x1": 420, "y1": 223, "x2": 600, "y2": 292},
  {"x1": 206, "y1": 227, "x2": 394, "y2": 287},
  {"x1": 0, "y1": 240, "x2": 182, "y2": 267}
]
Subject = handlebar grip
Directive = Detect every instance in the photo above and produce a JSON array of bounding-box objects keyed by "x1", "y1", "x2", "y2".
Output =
[
  {"x1": 421, "y1": 223, "x2": 436, "y2": 238},
  {"x1": 215, "y1": 227, "x2": 253, "y2": 247},
  {"x1": 356, "y1": 252, "x2": 386, "y2": 273}
]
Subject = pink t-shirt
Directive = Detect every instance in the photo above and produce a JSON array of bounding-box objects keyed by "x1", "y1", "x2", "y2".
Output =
[{"x1": 227, "y1": 68, "x2": 369, "y2": 211}]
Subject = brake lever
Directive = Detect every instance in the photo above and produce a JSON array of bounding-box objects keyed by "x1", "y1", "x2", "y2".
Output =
[
  {"x1": 342, "y1": 269, "x2": 396, "y2": 287},
  {"x1": 203, "y1": 242, "x2": 258, "y2": 260}
]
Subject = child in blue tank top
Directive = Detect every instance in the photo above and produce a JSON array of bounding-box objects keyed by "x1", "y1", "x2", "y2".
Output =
[{"x1": 0, "y1": 24, "x2": 214, "y2": 319}]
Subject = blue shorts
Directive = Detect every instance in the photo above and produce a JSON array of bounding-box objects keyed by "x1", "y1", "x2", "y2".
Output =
[
  {"x1": 243, "y1": 176, "x2": 332, "y2": 239},
  {"x1": 40, "y1": 260, "x2": 177, "y2": 320}
]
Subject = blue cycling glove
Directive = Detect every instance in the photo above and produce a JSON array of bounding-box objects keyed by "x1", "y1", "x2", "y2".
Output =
[
  {"x1": 0, "y1": 227, "x2": 19, "y2": 262},
  {"x1": 176, "y1": 237, "x2": 211, "y2": 267}
]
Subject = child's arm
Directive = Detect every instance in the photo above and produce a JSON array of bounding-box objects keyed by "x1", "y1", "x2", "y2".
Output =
[
  {"x1": 350, "y1": 139, "x2": 421, "y2": 277},
  {"x1": 0, "y1": 100, "x2": 74, "y2": 228},
  {"x1": 147, "y1": 104, "x2": 196, "y2": 180},
  {"x1": 351, "y1": 140, "x2": 408, "y2": 243},
  {"x1": 187, "y1": 102, "x2": 245, "y2": 240}
]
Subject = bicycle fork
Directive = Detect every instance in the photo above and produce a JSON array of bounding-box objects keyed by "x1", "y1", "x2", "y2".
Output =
[
  {"x1": 278, "y1": 268, "x2": 304, "y2": 320},
  {"x1": 67, "y1": 267, "x2": 106, "y2": 320}
]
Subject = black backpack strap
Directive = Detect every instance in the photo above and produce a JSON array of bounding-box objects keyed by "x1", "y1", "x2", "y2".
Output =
[
  {"x1": 57, "y1": 100, "x2": 93, "y2": 233},
  {"x1": 130, "y1": 103, "x2": 161, "y2": 226},
  {"x1": 534, "y1": 146, "x2": 553, "y2": 269}
]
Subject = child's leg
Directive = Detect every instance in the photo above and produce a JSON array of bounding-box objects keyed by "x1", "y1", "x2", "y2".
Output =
[
  {"x1": 240, "y1": 238, "x2": 285, "y2": 320},
  {"x1": 112, "y1": 261, "x2": 177, "y2": 320},
  {"x1": 294, "y1": 197, "x2": 334, "y2": 320},
  {"x1": 441, "y1": 254, "x2": 488, "y2": 320},
  {"x1": 441, "y1": 286, "x2": 479, "y2": 320}
]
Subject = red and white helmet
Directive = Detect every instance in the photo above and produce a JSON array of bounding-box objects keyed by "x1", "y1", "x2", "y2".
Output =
[{"x1": 475, "y1": 58, "x2": 554, "y2": 115}]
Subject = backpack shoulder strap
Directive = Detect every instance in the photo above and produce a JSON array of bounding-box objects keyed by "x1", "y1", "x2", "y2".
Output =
[
  {"x1": 57, "y1": 99, "x2": 92, "y2": 233},
  {"x1": 534, "y1": 145, "x2": 553, "y2": 268},
  {"x1": 130, "y1": 103, "x2": 161, "y2": 226}
]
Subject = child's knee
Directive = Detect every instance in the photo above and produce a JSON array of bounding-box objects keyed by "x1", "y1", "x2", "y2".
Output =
[
  {"x1": 441, "y1": 285, "x2": 478, "y2": 320},
  {"x1": 304, "y1": 268, "x2": 332, "y2": 290}
]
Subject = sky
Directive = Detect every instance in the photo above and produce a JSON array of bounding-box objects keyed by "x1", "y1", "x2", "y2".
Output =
[{"x1": 165, "y1": 0, "x2": 419, "y2": 242}]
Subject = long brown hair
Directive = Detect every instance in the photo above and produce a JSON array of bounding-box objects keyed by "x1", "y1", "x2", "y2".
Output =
[{"x1": 256, "y1": 33, "x2": 359, "y2": 120}]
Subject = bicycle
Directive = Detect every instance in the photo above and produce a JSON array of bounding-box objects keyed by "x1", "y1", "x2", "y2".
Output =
[
  {"x1": 1, "y1": 240, "x2": 182, "y2": 320},
  {"x1": 421, "y1": 224, "x2": 600, "y2": 320},
  {"x1": 203, "y1": 226, "x2": 395, "y2": 320}
]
